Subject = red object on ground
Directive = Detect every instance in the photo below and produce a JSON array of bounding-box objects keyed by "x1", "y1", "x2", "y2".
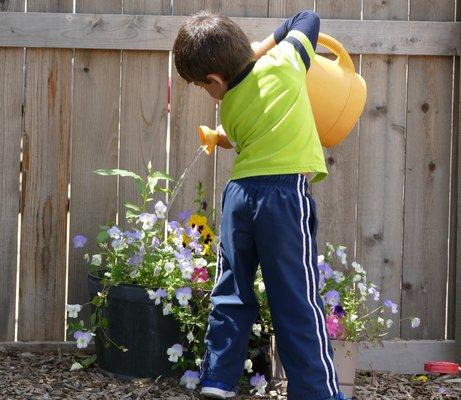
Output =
[{"x1": 424, "y1": 361, "x2": 460, "y2": 375}]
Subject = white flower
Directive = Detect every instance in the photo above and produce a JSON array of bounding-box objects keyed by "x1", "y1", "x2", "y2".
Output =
[
  {"x1": 357, "y1": 282, "x2": 367, "y2": 294},
  {"x1": 147, "y1": 288, "x2": 167, "y2": 305},
  {"x1": 155, "y1": 200, "x2": 167, "y2": 219},
  {"x1": 187, "y1": 332, "x2": 194, "y2": 342},
  {"x1": 378, "y1": 317, "x2": 385, "y2": 325},
  {"x1": 91, "y1": 254, "x2": 102, "y2": 266},
  {"x1": 173, "y1": 236, "x2": 183, "y2": 247},
  {"x1": 258, "y1": 281, "x2": 265, "y2": 293},
  {"x1": 336, "y1": 246, "x2": 347, "y2": 265},
  {"x1": 195, "y1": 358, "x2": 202, "y2": 367},
  {"x1": 353, "y1": 274, "x2": 362, "y2": 282},
  {"x1": 175, "y1": 287, "x2": 192, "y2": 307},
  {"x1": 179, "y1": 262, "x2": 194, "y2": 280},
  {"x1": 244, "y1": 359, "x2": 253, "y2": 373},
  {"x1": 138, "y1": 213, "x2": 157, "y2": 230},
  {"x1": 318, "y1": 255, "x2": 325, "y2": 264},
  {"x1": 411, "y1": 317, "x2": 420, "y2": 328},
  {"x1": 70, "y1": 362, "x2": 83, "y2": 371},
  {"x1": 352, "y1": 261, "x2": 365, "y2": 274},
  {"x1": 195, "y1": 258, "x2": 208, "y2": 268},
  {"x1": 104, "y1": 271, "x2": 112, "y2": 278},
  {"x1": 350, "y1": 314, "x2": 358, "y2": 322},
  {"x1": 153, "y1": 266, "x2": 162, "y2": 277},
  {"x1": 332, "y1": 271, "x2": 344, "y2": 283},
  {"x1": 74, "y1": 331, "x2": 93, "y2": 349},
  {"x1": 369, "y1": 287, "x2": 380, "y2": 301},
  {"x1": 180, "y1": 370, "x2": 201, "y2": 390},
  {"x1": 386, "y1": 319, "x2": 393, "y2": 328},
  {"x1": 164, "y1": 261, "x2": 175, "y2": 274},
  {"x1": 66, "y1": 304, "x2": 82, "y2": 319},
  {"x1": 167, "y1": 343, "x2": 183, "y2": 362},
  {"x1": 83, "y1": 253, "x2": 90, "y2": 262},
  {"x1": 163, "y1": 303, "x2": 173, "y2": 315},
  {"x1": 252, "y1": 323, "x2": 262, "y2": 337}
]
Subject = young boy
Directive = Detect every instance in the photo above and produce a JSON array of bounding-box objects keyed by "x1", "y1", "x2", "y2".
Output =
[{"x1": 173, "y1": 10, "x2": 343, "y2": 400}]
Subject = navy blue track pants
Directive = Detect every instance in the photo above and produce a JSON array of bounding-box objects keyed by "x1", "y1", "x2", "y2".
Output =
[{"x1": 201, "y1": 174, "x2": 341, "y2": 400}]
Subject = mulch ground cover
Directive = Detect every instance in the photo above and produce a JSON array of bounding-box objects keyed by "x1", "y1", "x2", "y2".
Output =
[{"x1": 1, "y1": 347, "x2": 460, "y2": 399}]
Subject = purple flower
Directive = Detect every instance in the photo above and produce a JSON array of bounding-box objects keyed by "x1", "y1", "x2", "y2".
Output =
[
  {"x1": 174, "y1": 248, "x2": 192, "y2": 262},
  {"x1": 72, "y1": 235, "x2": 87, "y2": 248},
  {"x1": 107, "y1": 226, "x2": 122, "y2": 239},
  {"x1": 128, "y1": 245, "x2": 145, "y2": 266},
  {"x1": 318, "y1": 274, "x2": 326, "y2": 290},
  {"x1": 333, "y1": 305, "x2": 346, "y2": 318},
  {"x1": 318, "y1": 261, "x2": 333, "y2": 279},
  {"x1": 148, "y1": 288, "x2": 168, "y2": 305},
  {"x1": 175, "y1": 287, "x2": 192, "y2": 306},
  {"x1": 250, "y1": 373, "x2": 267, "y2": 395},
  {"x1": 123, "y1": 229, "x2": 142, "y2": 244},
  {"x1": 111, "y1": 238, "x2": 125, "y2": 251},
  {"x1": 383, "y1": 299, "x2": 398, "y2": 314},
  {"x1": 138, "y1": 213, "x2": 157, "y2": 230},
  {"x1": 178, "y1": 210, "x2": 192, "y2": 222},
  {"x1": 189, "y1": 240, "x2": 203, "y2": 254},
  {"x1": 168, "y1": 221, "x2": 181, "y2": 232},
  {"x1": 73, "y1": 330, "x2": 93, "y2": 349},
  {"x1": 151, "y1": 236, "x2": 160, "y2": 249},
  {"x1": 186, "y1": 226, "x2": 201, "y2": 241},
  {"x1": 324, "y1": 290, "x2": 340, "y2": 307},
  {"x1": 180, "y1": 370, "x2": 200, "y2": 389}
]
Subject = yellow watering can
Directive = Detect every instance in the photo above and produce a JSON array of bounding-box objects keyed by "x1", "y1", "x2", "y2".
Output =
[
  {"x1": 199, "y1": 33, "x2": 367, "y2": 153},
  {"x1": 308, "y1": 33, "x2": 367, "y2": 147}
]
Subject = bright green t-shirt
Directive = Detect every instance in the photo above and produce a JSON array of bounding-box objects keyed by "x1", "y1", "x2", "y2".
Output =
[{"x1": 220, "y1": 30, "x2": 327, "y2": 183}]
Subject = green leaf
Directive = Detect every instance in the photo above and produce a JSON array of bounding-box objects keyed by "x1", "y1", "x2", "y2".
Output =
[
  {"x1": 124, "y1": 202, "x2": 141, "y2": 212},
  {"x1": 96, "y1": 230, "x2": 109, "y2": 244},
  {"x1": 93, "y1": 168, "x2": 145, "y2": 195},
  {"x1": 126, "y1": 209, "x2": 139, "y2": 220},
  {"x1": 100, "y1": 317, "x2": 109, "y2": 329},
  {"x1": 81, "y1": 355, "x2": 97, "y2": 367}
]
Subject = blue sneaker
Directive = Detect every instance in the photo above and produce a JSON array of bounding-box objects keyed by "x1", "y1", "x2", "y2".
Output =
[{"x1": 200, "y1": 380, "x2": 236, "y2": 399}]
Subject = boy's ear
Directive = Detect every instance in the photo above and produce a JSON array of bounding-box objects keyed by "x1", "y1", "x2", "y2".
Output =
[{"x1": 206, "y1": 73, "x2": 226, "y2": 87}]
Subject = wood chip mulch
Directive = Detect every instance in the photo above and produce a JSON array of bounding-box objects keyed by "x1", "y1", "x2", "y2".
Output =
[{"x1": 1, "y1": 347, "x2": 460, "y2": 399}]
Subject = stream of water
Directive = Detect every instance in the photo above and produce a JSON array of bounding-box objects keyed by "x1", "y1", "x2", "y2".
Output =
[{"x1": 166, "y1": 145, "x2": 206, "y2": 216}]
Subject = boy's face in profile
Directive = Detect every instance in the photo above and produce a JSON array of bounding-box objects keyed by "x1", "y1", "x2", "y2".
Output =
[{"x1": 193, "y1": 73, "x2": 228, "y2": 100}]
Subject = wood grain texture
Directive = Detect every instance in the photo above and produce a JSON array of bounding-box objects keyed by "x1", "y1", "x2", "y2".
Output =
[
  {"x1": 67, "y1": 0, "x2": 122, "y2": 335},
  {"x1": 401, "y1": 0, "x2": 455, "y2": 339},
  {"x1": 456, "y1": 54, "x2": 461, "y2": 362},
  {"x1": 356, "y1": 0, "x2": 407, "y2": 338},
  {"x1": 313, "y1": 0, "x2": 361, "y2": 260},
  {"x1": 168, "y1": 0, "x2": 216, "y2": 222},
  {"x1": 118, "y1": 0, "x2": 169, "y2": 228},
  {"x1": 0, "y1": 0, "x2": 24, "y2": 342},
  {"x1": 0, "y1": 13, "x2": 459, "y2": 55},
  {"x1": 18, "y1": 0, "x2": 72, "y2": 341}
]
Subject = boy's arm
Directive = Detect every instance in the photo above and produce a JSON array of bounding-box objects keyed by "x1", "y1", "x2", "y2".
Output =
[
  {"x1": 252, "y1": 10, "x2": 320, "y2": 68},
  {"x1": 216, "y1": 125, "x2": 233, "y2": 149}
]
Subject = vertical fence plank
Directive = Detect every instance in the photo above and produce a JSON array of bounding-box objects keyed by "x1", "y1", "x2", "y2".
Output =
[
  {"x1": 268, "y1": 0, "x2": 314, "y2": 16},
  {"x1": 402, "y1": 0, "x2": 456, "y2": 339},
  {"x1": 169, "y1": 0, "x2": 216, "y2": 221},
  {"x1": 18, "y1": 0, "x2": 72, "y2": 341},
  {"x1": 314, "y1": 0, "x2": 361, "y2": 258},
  {"x1": 456, "y1": 53, "x2": 461, "y2": 362},
  {"x1": 213, "y1": 0, "x2": 269, "y2": 226},
  {"x1": 119, "y1": 0, "x2": 170, "y2": 226},
  {"x1": 0, "y1": 0, "x2": 24, "y2": 341},
  {"x1": 67, "y1": 0, "x2": 122, "y2": 333},
  {"x1": 357, "y1": 0, "x2": 408, "y2": 338}
]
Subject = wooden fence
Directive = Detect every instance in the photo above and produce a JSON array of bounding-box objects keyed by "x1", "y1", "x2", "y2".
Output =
[{"x1": 0, "y1": 0, "x2": 460, "y2": 361}]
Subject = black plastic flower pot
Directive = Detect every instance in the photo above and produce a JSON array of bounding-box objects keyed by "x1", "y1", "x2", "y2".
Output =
[{"x1": 87, "y1": 272, "x2": 182, "y2": 379}]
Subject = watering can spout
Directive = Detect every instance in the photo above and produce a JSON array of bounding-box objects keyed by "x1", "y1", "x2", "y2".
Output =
[{"x1": 307, "y1": 33, "x2": 367, "y2": 147}]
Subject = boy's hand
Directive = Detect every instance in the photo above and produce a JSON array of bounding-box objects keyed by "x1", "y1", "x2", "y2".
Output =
[{"x1": 251, "y1": 35, "x2": 276, "y2": 60}]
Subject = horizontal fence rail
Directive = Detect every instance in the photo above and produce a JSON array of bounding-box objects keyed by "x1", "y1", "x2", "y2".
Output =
[{"x1": 0, "y1": 12, "x2": 459, "y2": 55}]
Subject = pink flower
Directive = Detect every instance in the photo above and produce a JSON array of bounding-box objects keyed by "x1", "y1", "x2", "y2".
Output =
[
  {"x1": 326, "y1": 315, "x2": 347, "y2": 340},
  {"x1": 191, "y1": 267, "x2": 209, "y2": 283}
]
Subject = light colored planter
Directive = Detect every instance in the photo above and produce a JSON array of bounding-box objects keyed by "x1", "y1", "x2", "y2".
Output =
[{"x1": 271, "y1": 337, "x2": 358, "y2": 399}]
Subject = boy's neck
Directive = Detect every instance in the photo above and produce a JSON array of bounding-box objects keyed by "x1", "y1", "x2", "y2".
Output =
[{"x1": 227, "y1": 61, "x2": 257, "y2": 92}]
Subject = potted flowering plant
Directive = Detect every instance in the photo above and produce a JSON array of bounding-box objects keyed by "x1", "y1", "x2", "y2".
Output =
[
  {"x1": 67, "y1": 162, "x2": 219, "y2": 381},
  {"x1": 270, "y1": 243, "x2": 421, "y2": 398}
]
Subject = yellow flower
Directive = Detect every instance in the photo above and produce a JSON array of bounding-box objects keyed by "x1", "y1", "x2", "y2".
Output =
[
  {"x1": 188, "y1": 215, "x2": 208, "y2": 233},
  {"x1": 202, "y1": 224, "x2": 216, "y2": 244}
]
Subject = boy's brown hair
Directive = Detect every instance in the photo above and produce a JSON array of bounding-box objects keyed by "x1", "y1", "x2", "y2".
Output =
[{"x1": 173, "y1": 11, "x2": 254, "y2": 84}]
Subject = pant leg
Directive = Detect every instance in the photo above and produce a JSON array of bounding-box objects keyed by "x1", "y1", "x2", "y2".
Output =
[
  {"x1": 252, "y1": 174, "x2": 340, "y2": 400},
  {"x1": 201, "y1": 180, "x2": 260, "y2": 388}
]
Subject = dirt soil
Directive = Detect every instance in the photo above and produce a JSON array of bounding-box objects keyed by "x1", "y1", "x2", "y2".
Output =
[{"x1": 0, "y1": 348, "x2": 460, "y2": 399}]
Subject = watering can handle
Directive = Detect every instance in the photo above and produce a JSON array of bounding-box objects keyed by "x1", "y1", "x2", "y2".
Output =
[{"x1": 317, "y1": 33, "x2": 355, "y2": 72}]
